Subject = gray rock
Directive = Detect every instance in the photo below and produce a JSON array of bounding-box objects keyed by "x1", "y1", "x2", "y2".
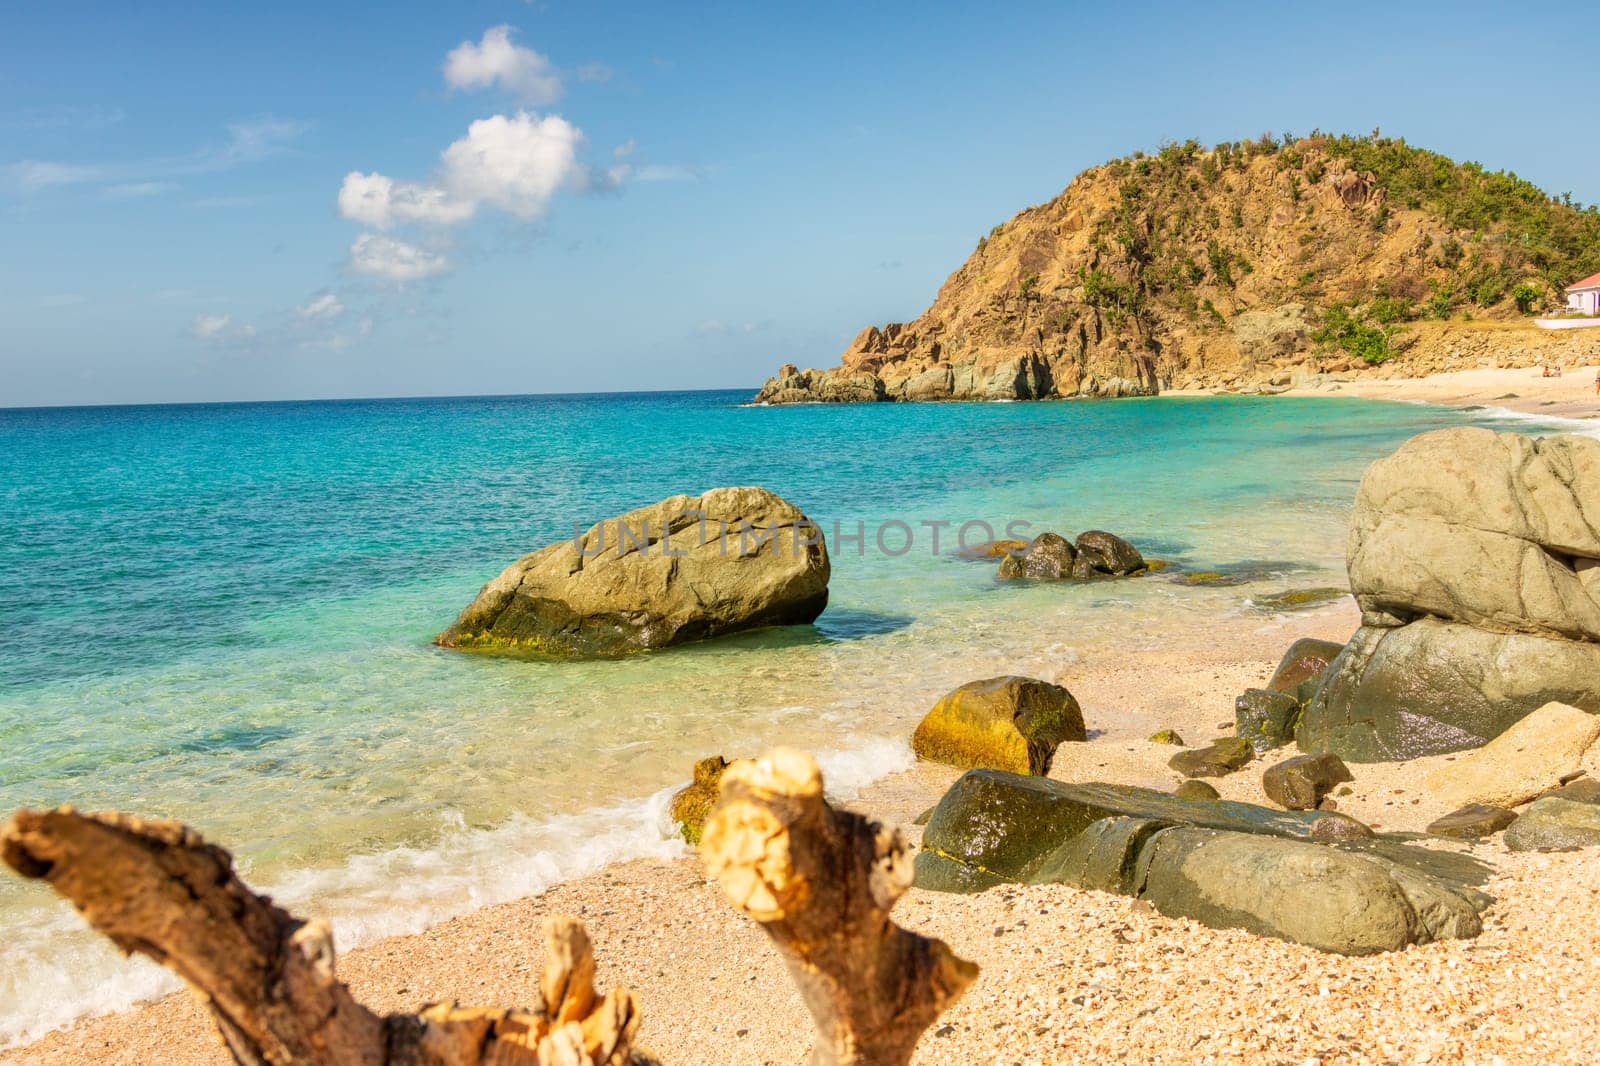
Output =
[
  {"x1": 1168, "y1": 737, "x2": 1255, "y2": 778},
  {"x1": 997, "y1": 532, "x2": 1076, "y2": 580},
  {"x1": 1297, "y1": 619, "x2": 1600, "y2": 761},
  {"x1": 1236, "y1": 688, "x2": 1301, "y2": 752},
  {"x1": 1073, "y1": 530, "x2": 1146, "y2": 576},
  {"x1": 436, "y1": 487, "x2": 829, "y2": 658},
  {"x1": 1175, "y1": 780, "x2": 1220, "y2": 801},
  {"x1": 1310, "y1": 813, "x2": 1375, "y2": 842},
  {"x1": 1504, "y1": 797, "x2": 1600, "y2": 851},
  {"x1": 1134, "y1": 828, "x2": 1484, "y2": 955},
  {"x1": 1427, "y1": 804, "x2": 1518, "y2": 840},
  {"x1": 1544, "y1": 778, "x2": 1600, "y2": 805},
  {"x1": 1263, "y1": 753, "x2": 1353, "y2": 810}
]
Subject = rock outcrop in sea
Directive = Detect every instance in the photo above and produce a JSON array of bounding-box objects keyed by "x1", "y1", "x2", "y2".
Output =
[
  {"x1": 753, "y1": 135, "x2": 1600, "y2": 404},
  {"x1": 1298, "y1": 428, "x2": 1600, "y2": 760},
  {"x1": 436, "y1": 487, "x2": 830, "y2": 657}
]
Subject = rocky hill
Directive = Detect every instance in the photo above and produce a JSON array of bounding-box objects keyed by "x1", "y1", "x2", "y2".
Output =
[{"x1": 755, "y1": 133, "x2": 1600, "y2": 403}]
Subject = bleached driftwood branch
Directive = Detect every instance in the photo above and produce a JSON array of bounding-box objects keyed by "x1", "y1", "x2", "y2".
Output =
[
  {"x1": 0, "y1": 807, "x2": 651, "y2": 1066},
  {"x1": 700, "y1": 748, "x2": 978, "y2": 1066}
]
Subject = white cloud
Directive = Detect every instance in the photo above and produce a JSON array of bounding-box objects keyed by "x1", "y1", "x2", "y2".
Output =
[
  {"x1": 612, "y1": 139, "x2": 636, "y2": 160},
  {"x1": 10, "y1": 160, "x2": 104, "y2": 191},
  {"x1": 634, "y1": 163, "x2": 700, "y2": 183},
  {"x1": 190, "y1": 313, "x2": 255, "y2": 343},
  {"x1": 348, "y1": 233, "x2": 448, "y2": 281},
  {"x1": 191, "y1": 313, "x2": 232, "y2": 339},
  {"x1": 105, "y1": 181, "x2": 176, "y2": 199},
  {"x1": 444, "y1": 25, "x2": 561, "y2": 103},
  {"x1": 298, "y1": 292, "x2": 344, "y2": 319},
  {"x1": 337, "y1": 171, "x2": 473, "y2": 229},
  {"x1": 440, "y1": 112, "x2": 583, "y2": 219}
]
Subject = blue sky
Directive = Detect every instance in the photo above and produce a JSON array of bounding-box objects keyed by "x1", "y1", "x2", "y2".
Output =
[{"x1": 3, "y1": 1, "x2": 1596, "y2": 407}]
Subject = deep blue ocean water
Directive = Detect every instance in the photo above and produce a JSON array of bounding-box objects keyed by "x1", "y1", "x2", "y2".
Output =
[{"x1": 0, "y1": 389, "x2": 1573, "y2": 1043}]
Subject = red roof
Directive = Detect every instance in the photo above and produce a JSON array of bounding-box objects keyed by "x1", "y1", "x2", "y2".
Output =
[{"x1": 1568, "y1": 271, "x2": 1600, "y2": 292}]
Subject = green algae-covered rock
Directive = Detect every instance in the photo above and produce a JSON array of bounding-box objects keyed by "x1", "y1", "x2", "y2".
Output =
[
  {"x1": 1235, "y1": 688, "x2": 1301, "y2": 752},
  {"x1": 1252, "y1": 587, "x2": 1347, "y2": 612},
  {"x1": 911, "y1": 676, "x2": 1084, "y2": 776},
  {"x1": 1147, "y1": 728, "x2": 1185, "y2": 746},
  {"x1": 1504, "y1": 796, "x2": 1600, "y2": 851},
  {"x1": 669, "y1": 755, "x2": 731, "y2": 844},
  {"x1": 1168, "y1": 737, "x2": 1255, "y2": 778},
  {"x1": 437, "y1": 487, "x2": 830, "y2": 658},
  {"x1": 1175, "y1": 779, "x2": 1220, "y2": 801}
]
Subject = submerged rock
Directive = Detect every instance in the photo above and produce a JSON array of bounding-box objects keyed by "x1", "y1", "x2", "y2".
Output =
[
  {"x1": 958, "y1": 538, "x2": 1029, "y2": 559},
  {"x1": 436, "y1": 487, "x2": 830, "y2": 658},
  {"x1": 996, "y1": 530, "x2": 1147, "y2": 581},
  {"x1": 1262, "y1": 753, "x2": 1353, "y2": 810},
  {"x1": 911, "y1": 676, "x2": 1085, "y2": 775},
  {"x1": 1427, "y1": 804, "x2": 1518, "y2": 841},
  {"x1": 669, "y1": 756, "x2": 730, "y2": 845},
  {"x1": 1422, "y1": 701, "x2": 1600, "y2": 809},
  {"x1": 1252, "y1": 587, "x2": 1347, "y2": 612},
  {"x1": 1504, "y1": 797, "x2": 1600, "y2": 851},
  {"x1": 1168, "y1": 737, "x2": 1254, "y2": 779}
]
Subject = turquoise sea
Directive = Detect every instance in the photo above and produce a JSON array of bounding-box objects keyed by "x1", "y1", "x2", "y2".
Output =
[{"x1": 0, "y1": 390, "x2": 1579, "y2": 1045}]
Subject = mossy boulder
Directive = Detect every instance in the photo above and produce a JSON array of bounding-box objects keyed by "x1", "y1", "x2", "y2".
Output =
[
  {"x1": 1235, "y1": 688, "x2": 1301, "y2": 752},
  {"x1": 668, "y1": 755, "x2": 730, "y2": 845},
  {"x1": 436, "y1": 487, "x2": 830, "y2": 658},
  {"x1": 996, "y1": 532, "x2": 1076, "y2": 580},
  {"x1": 911, "y1": 676, "x2": 1085, "y2": 775},
  {"x1": 1148, "y1": 728, "x2": 1185, "y2": 745}
]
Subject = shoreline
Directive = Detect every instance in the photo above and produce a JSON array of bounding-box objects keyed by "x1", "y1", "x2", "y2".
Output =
[
  {"x1": 12, "y1": 597, "x2": 1600, "y2": 1064},
  {"x1": 8, "y1": 381, "x2": 1600, "y2": 1063}
]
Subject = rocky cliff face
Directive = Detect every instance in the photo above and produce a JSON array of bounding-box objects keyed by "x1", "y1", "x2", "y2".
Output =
[{"x1": 755, "y1": 134, "x2": 1600, "y2": 403}]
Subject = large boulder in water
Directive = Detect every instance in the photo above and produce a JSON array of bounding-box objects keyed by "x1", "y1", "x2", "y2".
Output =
[
  {"x1": 1298, "y1": 429, "x2": 1600, "y2": 761},
  {"x1": 436, "y1": 487, "x2": 830, "y2": 657}
]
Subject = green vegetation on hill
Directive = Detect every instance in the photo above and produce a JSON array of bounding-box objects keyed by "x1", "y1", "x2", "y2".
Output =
[{"x1": 1084, "y1": 132, "x2": 1600, "y2": 364}]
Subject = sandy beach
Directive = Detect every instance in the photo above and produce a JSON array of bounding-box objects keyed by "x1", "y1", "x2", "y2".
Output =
[
  {"x1": 8, "y1": 588, "x2": 1600, "y2": 1066},
  {"x1": 1293, "y1": 362, "x2": 1600, "y2": 421}
]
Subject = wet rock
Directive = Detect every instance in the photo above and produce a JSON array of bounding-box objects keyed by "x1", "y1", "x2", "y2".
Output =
[
  {"x1": 996, "y1": 532, "x2": 1076, "y2": 580},
  {"x1": 669, "y1": 756, "x2": 730, "y2": 845},
  {"x1": 1175, "y1": 780, "x2": 1220, "y2": 801},
  {"x1": 1504, "y1": 797, "x2": 1600, "y2": 851},
  {"x1": 1299, "y1": 620, "x2": 1600, "y2": 761},
  {"x1": 1236, "y1": 688, "x2": 1300, "y2": 752},
  {"x1": 1168, "y1": 737, "x2": 1255, "y2": 779},
  {"x1": 1073, "y1": 530, "x2": 1146, "y2": 576},
  {"x1": 1266, "y1": 637, "x2": 1346, "y2": 694},
  {"x1": 1423, "y1": 701, "x2": 1600, "y2": 809},
  {"x1": 437, "y1": 487, "x2": 830, "y2": 657},
  {"x1": 1263, "y1": 753, "x2": 1353, "y2": 810},
  {"x1": 912, "y1": 676, "x2": 1085, "y2": 775},
  {"x1": 1427, "y1": 804, "x2": 1518, "y2": 840},
  {"x1": 1147, "y1": 728, "x2": 1184, "y2": 746}
]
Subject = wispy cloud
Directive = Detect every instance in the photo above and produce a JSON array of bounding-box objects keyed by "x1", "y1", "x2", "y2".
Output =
[
  {"x1": 298, "y1": 292, "x2": 344, "y2": 320},
  {"x1": 7, "y1": 117, "x2": 307, "y2": 195},
  {"x1": 104, "y1": 181, "x2": 177, "y2": 200},
  {"x1": 348, "y1": 233, "x2": 449, "y2": 282}
]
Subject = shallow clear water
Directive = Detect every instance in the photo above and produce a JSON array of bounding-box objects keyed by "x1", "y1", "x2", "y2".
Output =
[{"x1": 0, "y1": 390, "x2": 1578, "y2": 1044}]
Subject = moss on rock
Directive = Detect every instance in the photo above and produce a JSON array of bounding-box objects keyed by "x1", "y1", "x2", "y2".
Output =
[{"x1": 912, "y1": 676, "x2": 1085, "y2": 775}]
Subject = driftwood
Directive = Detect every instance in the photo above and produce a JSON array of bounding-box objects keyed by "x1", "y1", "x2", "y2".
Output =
[
  {"x1": 700, "y1": 748, "x2": 978, "y2": 1066},
  {"x1": 0, "y1": 807, "x2": 651, "y2": 1066}
]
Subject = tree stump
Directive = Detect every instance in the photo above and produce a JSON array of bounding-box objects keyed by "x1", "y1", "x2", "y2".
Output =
[{"x1": 700, "y1": 748, "x2": 978, "y2": 1066}]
